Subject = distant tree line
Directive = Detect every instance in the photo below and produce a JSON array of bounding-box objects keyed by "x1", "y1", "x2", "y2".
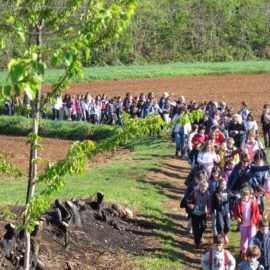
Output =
[{"x1": 1, "y1": 0, "x2": 270, "y2": 69}]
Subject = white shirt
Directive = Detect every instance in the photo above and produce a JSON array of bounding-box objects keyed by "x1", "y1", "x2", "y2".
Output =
[
  {"x1": 201, "y1": 249, "x2": 236, "y2": 270},
  {"x1": 241, "y1": 200, "x2": 252, "y2": 227},
  {"x1": 244, "y1": 120, "x2": 258, "y2": 131}
]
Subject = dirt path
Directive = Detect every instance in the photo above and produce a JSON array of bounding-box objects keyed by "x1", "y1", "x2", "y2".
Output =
[{"x1": 148, "y1": 155, "x2": 212, "y2": 269}]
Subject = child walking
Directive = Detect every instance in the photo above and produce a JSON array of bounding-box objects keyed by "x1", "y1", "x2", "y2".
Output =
[
  {"x1": 212, "y1": 179, "x2": 231, "y2": 244},
  {"x1": 187, "y1": 181, "x2": 211, "y2": 246},
  {"x1": 197, "y1": 141, "x2": 220, "y2": 178},
  {"x1": 209, "y1": 166, "x2": 222, "y2": 236},
  {"x1": 239, "y1": 245, "x2": 265, "y2": 270},
  {"x1": 222, "y1": 160, "x2": 235, "y2": 183},
  {"x1": 201, "y1": 235, "x2": 236, "y2": 270},
  {"x1": 251, "y1": 220, "x2": 270, "y2": 270},
  {"x1": 181, "y1": 171, "x2": 208, "y2": 234},
  {"x1": 234, "y1": 187, "x2": 262, "y2": 260}
]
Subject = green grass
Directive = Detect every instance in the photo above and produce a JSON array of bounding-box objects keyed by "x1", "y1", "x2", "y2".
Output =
[
  {"x1": 0, "y1": 138, "x2": 183, "y2": 269},
  {"x1": 1, "y1": 137, "x2": 268, "y2": 269},
  {"x1": 1, "y1": 60, "x2": 270, "y2": 84}
]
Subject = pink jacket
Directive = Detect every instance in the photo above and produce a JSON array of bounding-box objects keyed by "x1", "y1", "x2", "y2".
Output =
[{"x1": 243, "y1": 140, "x2": 260, "y2": 161}]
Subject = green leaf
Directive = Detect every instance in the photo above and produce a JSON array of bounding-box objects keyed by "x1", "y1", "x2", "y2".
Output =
[
  {"x1": 0, "y1": 39, "x2": 5, "y2": 50},
  {"x1": 64, "y1": 52, "x2": 74, "y2": 66},
  {"x1": 9, "y1": 63, "x2": 24, "y2": 82},
  {"x1": 50, "y1": 54, "x2": 59, "y2": 67},
  {"x1": 33, "y1": 61, "x2": 45, "y2": 76},
  {"x1": 18, "y1": 31, "x2": 26, "y2": 42},
  {"x1": 23, "y1": 84, "x2": 36, "y2": 100},
  {"x1": 32, "y1": 53, "x2": 38, "y2": 61},
  {"x1": 6, "y1": 16, "x2": 15, "y2": 24},
  {"x1": 3, "y1": 85, "x2": 12, "y2": 97}
]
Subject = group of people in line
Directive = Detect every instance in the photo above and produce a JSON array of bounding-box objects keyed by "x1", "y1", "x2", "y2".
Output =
[
  {"x1": 4, "y1": 91, "x2": 186, "y2": 125},
  {"x1": 174, "y1": 98, "x2": 270, "y2": 269}
]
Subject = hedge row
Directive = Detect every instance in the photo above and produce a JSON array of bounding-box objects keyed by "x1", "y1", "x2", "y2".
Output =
[{"x1": 0, "y1": 116, "x2": 118, "y2": 141}]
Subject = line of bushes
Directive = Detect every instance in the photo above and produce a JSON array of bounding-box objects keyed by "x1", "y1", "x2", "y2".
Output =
[{"x1": 0, "y1": 116, "x2": 118, "y2": 141}]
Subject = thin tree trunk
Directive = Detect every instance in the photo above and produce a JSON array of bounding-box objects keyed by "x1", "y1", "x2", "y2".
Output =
[
  {"x1": 24, "y1": 23, "x2": 43, "y2": 270},
  {"x1": 24, "y1": 100, "x2": 40, "y2": 270}
]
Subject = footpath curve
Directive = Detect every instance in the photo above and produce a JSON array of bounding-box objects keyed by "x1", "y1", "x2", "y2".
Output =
[{"x1": 147, "y1": 155, "x2": 213, "y2": 269}]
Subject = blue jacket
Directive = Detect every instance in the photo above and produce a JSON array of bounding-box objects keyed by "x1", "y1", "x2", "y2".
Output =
[
  {"x1": 228, "y1": 163, "x2": 269, "y2": 192},
  {"x1": 251, "y1": 230, "x2": 270, "y2": 267},
  {"x1": 239, "y1": 260, "x2": 264, "y2": 270},
  {"x1": 141, "y1": 105, "x2": 154, "y2": 118},
  {"x1": 211, "y1": 189, "x2": 230, "y2": 214},
  {"x1": 208, "y1": 177, "x2": 219, "y2": 195}
]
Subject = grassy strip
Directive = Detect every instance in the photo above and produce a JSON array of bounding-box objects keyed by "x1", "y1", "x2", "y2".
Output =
[
  {"x1": 1, "y1": 61, "x2": 270, "y2": 84},
  {"x1": 0, "y1": 115, "x2": 117, "y2": 141}
]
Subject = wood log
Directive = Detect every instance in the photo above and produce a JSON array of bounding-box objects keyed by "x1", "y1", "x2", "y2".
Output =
[
  {"x1": 65, "y1": 201, "x2": 81, "y2": 228},
  {"x1": 89, "y1": 192, "x2": 104, "y2": 210}
]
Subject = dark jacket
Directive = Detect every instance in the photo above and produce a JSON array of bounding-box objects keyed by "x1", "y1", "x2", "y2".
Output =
[
  {"x1": 106, "y1": 102, "x2": 115, "y2": 116},
  {"x1": 228, "y1": 163, "x2": 269, "y2": 192},
  {"x1": 208, "y1": 177, "x2": 219, "y2": 195},
  {"x1": 254, "y1": 195, "x2": 265, "y2": 215},
  {"x1": 212, "y1": 188, "x2": 231, "y2": 214},
  {"x1": 252, "y1": 230, "x2": 270, "y2": 267},
  {"x1": 261, "y1": 113, "x2": 270, "y2": 131},
  {"x1": 228, "y1": 122, "x2": 246, "y2": 148}
]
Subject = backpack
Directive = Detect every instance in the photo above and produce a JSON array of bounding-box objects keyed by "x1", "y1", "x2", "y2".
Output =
[{"x1": 208, "y1": 249, "x2": 229, "y2": 269}]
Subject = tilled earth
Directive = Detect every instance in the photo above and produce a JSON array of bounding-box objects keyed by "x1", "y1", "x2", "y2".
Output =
[{"x1": 44, "y1": 73, "x2": 270, "y2": 121}]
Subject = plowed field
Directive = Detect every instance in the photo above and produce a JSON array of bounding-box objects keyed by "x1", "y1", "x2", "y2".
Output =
[{"x1": 45, "y1": 73, "x2": 270, "y2": 120}]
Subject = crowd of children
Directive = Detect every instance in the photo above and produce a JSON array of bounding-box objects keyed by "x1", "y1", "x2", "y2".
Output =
[{"x1": 176, "y1": 99, "x2": 270, "y2": 269}]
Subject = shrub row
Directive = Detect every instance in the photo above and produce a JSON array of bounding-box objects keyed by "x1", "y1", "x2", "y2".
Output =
[{"x1": 0, "y1": 116, "x2": 118, "y2": 141}]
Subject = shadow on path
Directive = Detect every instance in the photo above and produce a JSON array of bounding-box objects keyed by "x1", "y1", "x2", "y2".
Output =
[{"x1": 132, "y1": 156, "x2": 207, "y2": 269}]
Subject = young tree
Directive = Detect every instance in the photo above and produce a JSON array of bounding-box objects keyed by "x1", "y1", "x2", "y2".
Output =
[{"x1": 0, "y1": 1, "x2": 136, "y2": 269}]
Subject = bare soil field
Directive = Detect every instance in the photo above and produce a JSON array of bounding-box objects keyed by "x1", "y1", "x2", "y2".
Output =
[
  {"x1": 0, "y1": 135, "x2": 130, "y2": 173},
  {"x1": 44, "y1": 73, "x2": 270, "y2": 121},
  {"x1": 0, "y1": 135, "x2": 73, "y2": 172}
]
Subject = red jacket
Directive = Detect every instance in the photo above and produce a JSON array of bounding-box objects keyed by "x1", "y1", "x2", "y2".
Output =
[
  {"x1": 234, "y1": 199, "x2": 262, "y2": 227},
  {"x1": 191, "y1": 134, "x2": 208, "y2": 148},
  {"x1": 212, "y1": 130, "x2": 225, "y2": 145}
]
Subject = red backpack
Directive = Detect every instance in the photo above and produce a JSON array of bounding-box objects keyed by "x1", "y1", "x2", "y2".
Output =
[{"x1": 208, "y1": 249, "x2": 229, "y2": 268}]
